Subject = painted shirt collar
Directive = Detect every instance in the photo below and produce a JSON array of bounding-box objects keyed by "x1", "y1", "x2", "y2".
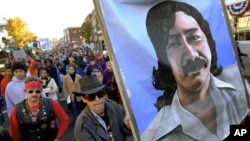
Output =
[{"x1": 172, "y1": 75, "x2": 235, "y2": 140}]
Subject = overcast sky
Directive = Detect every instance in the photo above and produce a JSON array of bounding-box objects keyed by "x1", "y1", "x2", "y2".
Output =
[{"x1": 0, "y1": 0, "x2": 94, "y2": 39}]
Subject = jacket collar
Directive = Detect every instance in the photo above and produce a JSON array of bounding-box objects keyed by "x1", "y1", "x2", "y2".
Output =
[{"x1": 83, "y1": 101, "x2": 114, "y2": 140}]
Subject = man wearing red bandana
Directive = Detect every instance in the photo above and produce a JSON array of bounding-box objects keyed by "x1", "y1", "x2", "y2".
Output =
[
  {"x1": 6, "y1": 63, "x2": 47, "y2": 117},
  {"x1": 9, "y1": 76, "x2": 70, "y2": 141}
]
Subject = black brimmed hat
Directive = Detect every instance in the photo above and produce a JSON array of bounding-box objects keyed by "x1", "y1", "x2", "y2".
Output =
[{"x1": 72, "y1": 75, "x2": 105, "y2": 96}]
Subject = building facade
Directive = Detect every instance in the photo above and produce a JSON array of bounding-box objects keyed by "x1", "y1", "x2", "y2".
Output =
[
  {"x1": 0, "y1": 17, "x2": 9, "y2": 67},
  {"x1": 63, "y1": 27, "x2": 83, "y2": 48},
  {"x1": 227, "y1": 0, "x2": 250, "y2": 40},
  {"x1": 85, "y1": 9, "x2": 105, "y2": 51}
]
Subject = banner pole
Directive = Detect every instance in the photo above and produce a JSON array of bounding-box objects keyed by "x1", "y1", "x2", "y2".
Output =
[{"x1": 93, "y1": 0, "x2": 141, "y2": 140}]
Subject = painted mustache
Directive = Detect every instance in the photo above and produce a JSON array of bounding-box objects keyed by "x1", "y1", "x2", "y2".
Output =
[{"x1": 182, "y1": 58, "x2": 207, "y2": 77}]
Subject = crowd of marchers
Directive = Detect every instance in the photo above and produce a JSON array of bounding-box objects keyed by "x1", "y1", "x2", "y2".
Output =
[{"x1": 0, "y1": 45, "x2": 132, "y2": 141}]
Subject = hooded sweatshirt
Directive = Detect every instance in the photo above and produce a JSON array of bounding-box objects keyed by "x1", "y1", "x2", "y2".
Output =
[{"x1": 5, "y1": 77, "x2": 26, "y2": 117}]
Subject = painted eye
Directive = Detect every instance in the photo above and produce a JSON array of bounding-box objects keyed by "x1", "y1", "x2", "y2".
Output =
[
  {"x1": 168, "y1": 42, "x2": 180, "y2": 49},
  {"x1": 187, "y1": 35, "x2": 200, "y2": 43}
]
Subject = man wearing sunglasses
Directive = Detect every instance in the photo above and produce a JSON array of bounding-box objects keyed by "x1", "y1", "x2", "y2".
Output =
[
  {"x1": 73, "y1": 75, "x2": 132, "y2": 141},
  {"x1": 9, "y1": 76, "x2": 70, "y2": 141},
  {"x1": 6, "y1": 63, "x2": 47, "y2": 117}
]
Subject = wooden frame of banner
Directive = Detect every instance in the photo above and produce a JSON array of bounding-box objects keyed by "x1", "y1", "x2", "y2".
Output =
[
  {"x1": 93, "y1": 1, "x2": 141, "y2": 140},
  {"x1": 91, "y1": 1, "x2": 168, "y2": 139},
  {"x1": 93, "y1": 0, "x2": 250, "y2": 140}
]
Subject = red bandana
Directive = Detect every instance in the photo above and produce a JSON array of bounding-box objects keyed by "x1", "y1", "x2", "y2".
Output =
[{"x1": 25, "y1": 82, "x2": 42, "y2": 89}]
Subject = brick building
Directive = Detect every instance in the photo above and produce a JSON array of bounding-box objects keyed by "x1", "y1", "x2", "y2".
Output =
[{"x1": 63, "y1": 27, "x2": 83, "y2": 48}]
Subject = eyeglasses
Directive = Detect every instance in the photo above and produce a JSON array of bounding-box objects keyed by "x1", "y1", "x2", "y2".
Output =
[
  {"x1": 27, "y1": 90, "x2": 41, "y2": 94},
  {"x1": 85, "y1": 91, "x2": 106, "y2": 101}
]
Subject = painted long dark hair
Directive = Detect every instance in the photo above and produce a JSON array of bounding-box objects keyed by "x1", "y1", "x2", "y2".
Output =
[{"x1": 146, "y1": 1, "x2": 222, "y2": 111}]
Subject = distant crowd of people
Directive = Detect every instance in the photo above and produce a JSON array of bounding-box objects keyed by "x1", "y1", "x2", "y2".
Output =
[{"x1": 0, "y1": 46, "x2": 132, "y2": 141}]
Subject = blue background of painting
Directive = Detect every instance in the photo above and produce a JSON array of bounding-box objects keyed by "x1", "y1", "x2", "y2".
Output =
[{"x1": 96, "y1": 0, "x2": 237, "y2": 133}]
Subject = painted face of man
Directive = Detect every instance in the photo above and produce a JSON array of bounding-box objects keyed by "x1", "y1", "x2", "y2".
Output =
[{"x1": 165, "y1": 11, "x2": 211, "y2": 91}]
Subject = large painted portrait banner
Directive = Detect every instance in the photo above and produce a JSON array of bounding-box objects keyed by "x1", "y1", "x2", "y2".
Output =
[{"x1": 93, "y1": 0, "x2": 250, "y2": 140}]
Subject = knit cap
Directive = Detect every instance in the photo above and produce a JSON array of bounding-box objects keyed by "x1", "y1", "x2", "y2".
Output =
[{"x1": 12, "y1": 62, "x2": 26, "y2": 72}]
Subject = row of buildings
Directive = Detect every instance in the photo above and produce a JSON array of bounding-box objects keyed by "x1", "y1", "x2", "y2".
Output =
[
  {"x1": 1, "y1": 1, "x2": 250, "y2": 53},
  {"x1": 0, "y1": 8, "x2": 103, "y2": 66},
  {"x1": 58, "y1": 9, "x2": 104, "y2": 51},
  {"x1": 60, "y1": 0, "x2": 250, "y2": 51},
  {"x1": 226, "y1": 0, "x2": 250, "y2": 40},
  {"x1": 0, "y1": 18, "x2": 9, "y2": 67}
]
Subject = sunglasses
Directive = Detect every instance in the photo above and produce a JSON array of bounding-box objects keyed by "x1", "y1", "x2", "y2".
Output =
[
  {"x1": 27, "y1": 90, "x2": 41, "y2": 94},
  {"x1": 85, "y1": 91, "x2": 106, "y2": 101}
]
